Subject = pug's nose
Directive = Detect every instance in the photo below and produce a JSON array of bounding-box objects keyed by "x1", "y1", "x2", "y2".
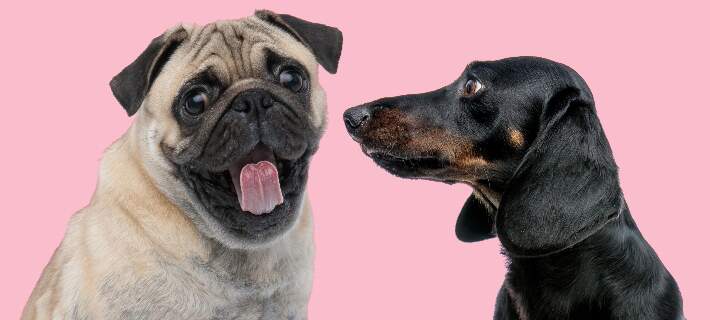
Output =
[
  {"x1": 343, "y1": 106, "x2": 371, "y2": 132},
  {"x1": 232, "y1": 90, "x2": 274, "y2": 113}
]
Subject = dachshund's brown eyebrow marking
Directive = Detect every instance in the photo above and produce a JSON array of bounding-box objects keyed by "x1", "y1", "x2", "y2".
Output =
[{"x1": 508, "y1": 129, "x2": 525, "y2": 148}]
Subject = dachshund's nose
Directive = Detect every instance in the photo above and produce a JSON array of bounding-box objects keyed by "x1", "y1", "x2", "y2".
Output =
[{"x1": 343, "y1": 106, "x2": 371, "y2": 133}]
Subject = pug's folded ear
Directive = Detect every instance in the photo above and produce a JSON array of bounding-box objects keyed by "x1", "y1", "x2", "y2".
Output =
[
  {"x1": 496, "y1": 87, "x2": 623, "y2": 257},
  {"x1": 256, "y1": 10, "x2": 343, "y2": 74},
  {"x1": 110, "y1": 26, "x2": 188, "y2": 116},
  {"x1": 456, "y1": 193, "x2": 496, "y2": 242}
]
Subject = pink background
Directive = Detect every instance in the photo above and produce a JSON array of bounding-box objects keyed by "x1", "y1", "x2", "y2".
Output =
[{"x1": 1, "y1": 1, "x2": 708, "y2": 318}]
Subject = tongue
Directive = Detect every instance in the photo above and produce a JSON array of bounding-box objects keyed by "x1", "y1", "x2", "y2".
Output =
[{"x1": 232, "y1": 161, "x2": 284, "y2": 215}]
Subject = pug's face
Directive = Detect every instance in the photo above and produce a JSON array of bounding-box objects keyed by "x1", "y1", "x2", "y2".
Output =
[{"x1": 110, "y1": 11, "x2": 342, "y2": 248}]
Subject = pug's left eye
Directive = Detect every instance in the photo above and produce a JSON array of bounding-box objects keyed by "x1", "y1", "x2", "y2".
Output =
[
  {"x1": 463, "y1": 79, "x2": 483, "y2": 96},
  {"x1": 183, "y1": 88, "x2": 209, "y2": 116},
  {"x1": 278, "y1": 69, "x2": 305, "y2": 92}
]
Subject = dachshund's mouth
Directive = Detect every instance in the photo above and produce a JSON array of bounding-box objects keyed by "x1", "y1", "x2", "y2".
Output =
[{"x1": 362, "y1": 147, "x2": 450, "y2": 178}]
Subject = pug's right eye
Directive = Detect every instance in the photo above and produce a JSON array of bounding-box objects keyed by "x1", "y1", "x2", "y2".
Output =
[
  {"x1": 278, "y1": 68, "x2": 305, "y2": 93},
  {"x1": 183, "y1": 88, "x2": 209, "y2": 116}
]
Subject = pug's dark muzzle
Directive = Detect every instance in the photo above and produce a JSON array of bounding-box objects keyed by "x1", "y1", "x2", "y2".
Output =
[
  {"x1": 198, "y1": 89, "x2": 314, "y2": 169},
  {"x1": 172, "y1": 88, "x2": 320, "y2": 244}
]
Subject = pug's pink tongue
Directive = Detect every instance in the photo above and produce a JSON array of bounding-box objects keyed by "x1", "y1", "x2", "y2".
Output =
[{"x1": 233, "y1": 161, "x2": 283, "y2": 215}]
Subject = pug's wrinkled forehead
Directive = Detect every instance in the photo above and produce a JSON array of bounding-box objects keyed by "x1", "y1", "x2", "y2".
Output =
[
  {"x1": 110, "y1": 10, "x2": 342, "y2": 129},
  {"x1": 180, "y1": 20, "x2": 318, "y2": 83}
]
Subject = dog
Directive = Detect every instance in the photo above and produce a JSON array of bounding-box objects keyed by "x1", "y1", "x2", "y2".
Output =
[
  {"x1": 22, "y1": 10, "x2": 342, "y2": 320},
  {"x1": 344, "y1": 57, "x2": 684, "y2": 319}
]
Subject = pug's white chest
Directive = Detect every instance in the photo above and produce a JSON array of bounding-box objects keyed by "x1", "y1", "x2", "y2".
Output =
[
  {"x1": 96, "y1": 246, "x2": 310, "y2": 320},
  {"x1": 169, "y1": 261, "x2": 308, "y2": 320},
  {"x1": 193, "y1": 283, "x2": 301, "y2": 320},
  {"x1": 108, "y1": 267, "x2": 307, "y2": 320}
]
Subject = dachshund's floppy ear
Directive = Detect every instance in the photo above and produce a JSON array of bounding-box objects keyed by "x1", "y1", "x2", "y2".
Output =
[
  {"x1": 456, "y1": 193, "x2": 496, "y2": 242},
  {"x1": 110, "y1": 27, "x2": 188, "y2": 116},
  {"x1": 256, "y1": 10, "x2": 343, "y2": 74},
  {"x1": 496, "y1": 87, "x2": 623, "y2": 257}
]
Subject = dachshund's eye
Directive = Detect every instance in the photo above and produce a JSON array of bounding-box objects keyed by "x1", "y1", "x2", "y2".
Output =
[
  {"x1": 183, "y1": 88, "x2": 209, "y2": 116},
  {"x1": 463, "y1": 79, "x2": 483, "y2": 96}
]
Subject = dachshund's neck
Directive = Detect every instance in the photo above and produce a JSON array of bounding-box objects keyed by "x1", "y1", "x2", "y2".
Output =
[
  {"x1": 506, "y1": 204, "x2": 656, "y2": 266},
  {"x1": 503, "y1": 203, "x2": 674, "y2": 316}
]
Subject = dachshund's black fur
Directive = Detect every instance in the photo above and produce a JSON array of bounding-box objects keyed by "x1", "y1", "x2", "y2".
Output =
[{"x1": 344, "y1": 57, "x2": 684, "y2": 319}]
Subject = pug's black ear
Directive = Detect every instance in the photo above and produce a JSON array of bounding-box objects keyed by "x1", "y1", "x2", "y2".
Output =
[
  {"x1": 455, "y1": 193, "x2": 496, "y2": 242},
  {"x1": 256, "y1": 10, "x2": 343, "y2": 74},
  {"x1": 110, "y1": 27, "x2": 188, "y2": 116},
  {"x1": 496, "y1": 87, "x2": 623, "y2": 257}
]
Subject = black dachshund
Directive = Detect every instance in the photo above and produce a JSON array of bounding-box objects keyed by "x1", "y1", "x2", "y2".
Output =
[{"x1": 344, "y1": 57, "x2": 684, "y2": 319}]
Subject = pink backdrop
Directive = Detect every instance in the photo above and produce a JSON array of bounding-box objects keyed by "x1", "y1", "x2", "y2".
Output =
[{"x1": 1, "y1": 1, "x2": 708, "y2": 319}]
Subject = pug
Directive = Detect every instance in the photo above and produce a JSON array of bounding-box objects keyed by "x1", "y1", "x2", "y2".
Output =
[{"x1": 22, "y1": 10, "x2": 342, "y2": 320}]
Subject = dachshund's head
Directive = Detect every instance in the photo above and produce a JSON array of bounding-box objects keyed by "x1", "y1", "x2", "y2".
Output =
[{"x1": 344, "y1": 57, "x2": 623, "y2": 257}]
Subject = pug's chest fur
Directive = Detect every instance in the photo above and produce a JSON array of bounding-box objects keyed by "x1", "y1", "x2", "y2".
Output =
[{"x1": 100, "y1": 248, "x2": 311, "y2": 320}]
